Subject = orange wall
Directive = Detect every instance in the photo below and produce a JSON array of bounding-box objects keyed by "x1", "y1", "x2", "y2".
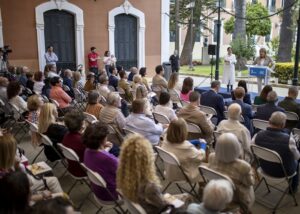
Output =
[{"x1": 0, "y1": 0, "x2": 161, "y2": 75}]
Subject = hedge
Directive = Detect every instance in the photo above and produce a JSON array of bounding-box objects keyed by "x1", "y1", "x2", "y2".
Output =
[{"x1": 272, "y1": 63, "x2": 300, "y2": 84}]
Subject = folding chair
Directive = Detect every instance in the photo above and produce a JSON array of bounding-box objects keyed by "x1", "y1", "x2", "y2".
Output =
[
  {"x1": 118, "y1": 191, "x2": 146, "y2": 214},
  {"x1": 155, "y1": 146, "x2": 198, "y2": 198},
  {"x1": 26, "y1": 120, "x2": 44, "y2": 164},
  {"x1": 80, "y1": 163, "x2": 126, "y2": 214},
  {"x1": 168, "y1": 89, "x2": 182, "y2": 108},
  {"x1": 0, "y1": 98, "x2": 15, "y2": 129},
  {"x1": 49, "y1": 98, "x2": 65, "y2": 116},
  {"x1": 107, "y1": 124, "x2": 124, "y2": 144},
  {"x1": 73, "y1": 88, "x2": 86, "y2": 110},
  {"x1": 41, "y1": 95, "x2": 49, "y2": 103},
  {"x1": 224, "y1": 111, "x2": 245, "y2": 123},
  {"x1": 252, "y1": 119, "x2": 269, "y2": 131},
  {"x1": 8, "y1": 103, "x2": 29, "y2": 142},
  {"x1": 181, "y1": 100, "x2": 190, "y2": 107},
  {"x1": 199, "y1": 105, "x2": 217, "y2": 116},
  {"x1": 250, "y1": 144, "x2": 298, "y2": 212},
  {"x1": 123, "y1": 128, "x2": 136, "y2": 136},
  {"x1": 151, "y1": 85, "x2": 163, "y2": 99},
  {"x1": 285, "y1": 111, "x2": 299, "y2": 121},
  {"x1": 83, "y1": 112, "x2": 98, "y2": 124},
  {"x1": 187, "y1": 122, "x2": 202, "y2": 134},
  {"x1": 153, "y1": 112, "x2": 170, "y2": 125}
]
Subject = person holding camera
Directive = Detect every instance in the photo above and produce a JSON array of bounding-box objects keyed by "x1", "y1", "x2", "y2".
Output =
[{"x1": 44, "y1": 46, "x2": 58, "y2": 66}]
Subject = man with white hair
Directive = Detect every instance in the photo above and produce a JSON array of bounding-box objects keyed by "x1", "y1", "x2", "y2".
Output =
[
  {"x1": 255, "y1": 91, "x2": 285, "y2": 121},
  {"x1": 187, "y1": 179, "x2": 233, "y2": 214},
  {"x1": 127, "y1": 67, "x2": 138, "y2": 82},
  {"x1": 253, "y1": 111, "x2": 300, "y2": 193},
  {"x1": 217, "y1": 103, "x2": 251, "y2": 161}
]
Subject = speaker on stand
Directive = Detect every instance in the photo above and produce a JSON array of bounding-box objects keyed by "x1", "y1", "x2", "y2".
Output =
[{"x1": 208, "y1": 44, "x2": 216, "y2": 81}]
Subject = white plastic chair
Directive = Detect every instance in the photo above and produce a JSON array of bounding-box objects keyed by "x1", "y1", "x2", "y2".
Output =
[
  {"x1": 285, "y1": 111, "x2": 299, "y2": 121},
  {"x1": 83, "y1": 112, "x2": 98, "y2": 124},
  {"x1": 251, "y1": 145, "x2": 298, "y2": 212},
  {"x1": 199, "y1": 105, "x2": 217, "y2": 116},
  {"x1": 153, "y1": 112, "x2": 170, "y2": 125},
  {"x1": 252, "y1": 119, "x2": 269, "y2": 131},
  {"x1": 80, "y1": 163, "x2": 126, "y2": 213},
  {"x1": 155, "y1": 146, "x2": 198, "y2": 198}
]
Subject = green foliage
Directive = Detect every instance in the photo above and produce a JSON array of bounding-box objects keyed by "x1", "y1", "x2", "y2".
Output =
[
  {"x1": 267, "y1": 37, "x2": 279, "y2": 61},
  {"x1": 273, "y1": 63, "x2": 299, "y2": 84},
  {"x1": 224, "y1": 3, "x2": 272, "y2": 37},
  {"x1": 230, "y1": 37, "x2": 255, "y2": 60}
]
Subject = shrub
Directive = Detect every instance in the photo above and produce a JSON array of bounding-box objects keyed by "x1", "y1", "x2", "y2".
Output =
[{"x1": 272, "y1": 63, "x2": 300, "y2": 84}]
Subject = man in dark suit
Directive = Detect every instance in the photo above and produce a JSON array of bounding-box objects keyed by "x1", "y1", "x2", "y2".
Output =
[
  {"x1": 278, "y1": 86, "x2": 300, "y2": 129},
  {"x1": 200, "y1": 80, "x2": 225, "y2": 123},
  {"x1": 255, "y1": 91, "x2": 285, "y2": 121},
  {"x1": 229, "y1": 87, "x2": 253, "y2": 134}
]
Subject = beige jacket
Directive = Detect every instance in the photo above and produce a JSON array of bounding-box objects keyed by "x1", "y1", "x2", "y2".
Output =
[
  {"x1": 161, "y1": 140, "x2": 205, "y2": 182},
  {"x1": 152, "y1": 74, "x2": 168, "y2": 89},
  {"x1": 177, "y1": 104, "x2": 214, "y2": 143}
]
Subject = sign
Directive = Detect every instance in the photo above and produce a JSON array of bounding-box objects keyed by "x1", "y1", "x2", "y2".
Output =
[{"x1": 249, "y1": 66, "x2": 268, "y2": 77}]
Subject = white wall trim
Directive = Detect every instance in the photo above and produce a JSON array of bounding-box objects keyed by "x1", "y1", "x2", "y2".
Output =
[
  {"x1": 0, "y1": 8, "x2": 4, "y2": 47},
  {"x1": 35, "y1": 0, "x2": 85, "y2": 71},
  {"x1": 161, "y1": 0, "x2": 170, "y2": 63},
  {"x1": 108, "y1": 0, "x2": 145, "y2": 68}
]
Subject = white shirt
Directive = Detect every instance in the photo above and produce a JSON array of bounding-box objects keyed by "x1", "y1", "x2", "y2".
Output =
[
  {"x1": 33, "y1": 81, "x2": 45, "y2": 95},
  {"x1": 9, "y1": 96, "x2": 27, "y2": 114},
  {"x1": 154, "y1": 104, "x2": 177, "y2": 122},
  {"x1": 47, "y1": 71, "x2": 59, "y2": 78},
  {"x1": 44, "y1": 52, "x2": 58, "y2": 65}
]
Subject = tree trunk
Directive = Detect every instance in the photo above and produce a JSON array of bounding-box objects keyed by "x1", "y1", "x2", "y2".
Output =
[
  {"x1": 278, "y1": 0, "x2": 294, "y2": 62},
  {"x1": 233, "y1": 0, "x2": 246, "y2": 40}
]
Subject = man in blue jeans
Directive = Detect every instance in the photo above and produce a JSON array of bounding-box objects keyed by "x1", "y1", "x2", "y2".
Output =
[{"x1": 253, "y1": 111, "x2": 300, "y2": 193}]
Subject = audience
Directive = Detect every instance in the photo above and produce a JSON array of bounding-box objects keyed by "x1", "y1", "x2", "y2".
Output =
[
  {"x1": 7, "y1": 81, "x2": 28, "y2": 114},
  {"x1": 18, "y1": 66, "x2": 29, "y2": 87},
  {"x1": 26, "y1": 72, "x2": 34, "y2": 91},
  {"x1": 200, "y1": 80, "x2": 225, "y2": 123},
  {"x1": 132, "y1": 74, "x2": 147, "y2": 100},
  {"x1": 231, "y1": 80, "x2": 251, "y2": 105},
  {"x1": 83, "y1": 122, "x2": 118, "y2": 201},
  {"x1": 128, "y1": 67, "x2": 138, "y2": 82},
  {"x1": 72, "y1": 71, "x2": 84, "y2": 91},
  {"x1": 33, "y1": 71, "x2": 44, "y2": 95},
  {"x1": 108, "y1": 65, "x2": 119, "y2": 91},
  {"x1": 84, "y1": 73, "x2": 96, "y2": 92},
  {"x1": 38, "y1": 103, "x2": 67, "y2": 161},
  {"x1": 254, "y1": 85, "x2": 273, "y2": 105},
  {"x1": 177, "y1": 91, "x2": 214, "y2": 143},
  {"x1": 230, "y1": 87, "x2": 253, "y2": 133},
  {"x1": 27, "y1": 95, "x2": 43, "y2": 124},
  {"x1": 49, "y1": 76, "x2": 72, "y2": 110},
  {"x1": 125, "y1": 99, "x2": 163, "y2": 145},
  {"x1": 97, "y1": 75, "x2": 110, "y2": 99},
  {"x1": 139, "y1": 67, "x2": 150, "y2": 91},
  {"x1": 187, "y1": 179, "x2": 234, "y2": 214},
  {"x1": 47, "y1": 64, "x2": 59, "y2": 78},
  {"x1": 208, "y1": 133, "x2": 255, "y2": 212},
  {"x1": 154, "y1": 91, "x2": 177, "y2": 121},
  {"x1": 0, "y1": 76, "x2": 9, "y2": 99},
  {"x1": 252, "y1": 112, "x2": 300, "y2": 193},
  {"x1": 62, "y1": 110, "x2": 86, "y2": 177},
  {"x1": 168, "y1": 72, "x2": 181, "y2": 94},
  {"x1": 162, "y1": 118, "x2": 205, "y2": 182},
  {"x1": 180, "y1": 77, "x2": 193, "y2": 102},
  {"x1": 278, "y1": 86, "x2": 300, "y2": 129},
  {"x1": 217, "y1": 104, "x2": 251, "y2": 161},
  {"x1": 62, "y1": 69, "x2": 74, "y2": 98},
  {"x1": 85, "y1": 90, "x2": 103, "y2": 119},
  {"x1": 118, "y1": 70, "x2": 133, "y2": 103},
  {"x1": 255, "y1": 91, "x2": 285, "y2": 121},
  {"x1": 152, "y1": 65, "x2": 168, "y2": 90}
]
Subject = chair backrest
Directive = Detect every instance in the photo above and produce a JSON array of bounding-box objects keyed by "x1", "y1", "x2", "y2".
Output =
[
  {"x1": 224, "y1": 111, "x2": 245, "y2": 123},
  {"x1": 292, "y1": 128, "x2": 300, "y2": 136},
  {"x1": 123, "y1": 128, "x2": 136, "y2": 135},
  {"x1": 119, "y1": 191, "x2": 147, "y2": 214},
  {"x1": 250, "y1": 144, "x2": 282, "y2": 164},
  {"x1": 73, "y1": 88, "x2": 85, "y2": 101},
  {"x1": 49, "y1": 99, "x2": 60, "y2": 108},
  {"x1": 39, "y1": 133, "x2": 53, "y2": 146},
  {"x1": 63, "y1": 85, "x2": 71, "y2": 92},
  {"x1": 80, "y1": 163, "x2": 107, "y2": 188},
  {"x1": 26, "y1": 120, "x2": 38, "y2": 133},
  {"x1": 153, "y1": 112, "x2": 170, "y2": 125},
  {"x1": 8, "y1": 102, "x2": 23, "y2": 120},
  {"x1": 285, "y1": 111, "x2": 299, "y2": 121},
  {"x1": 187, "y1": 122, "x2": 202, "y2": 134},
  {"x1": 169, "y1": 89, "x2": 181, "y2": 103},
  {"x1": 155, "y1": 146, "x2": 180, "y2": 166},
  {"x1": 41, "y1": 95, "x2": 49, "y2": 103},
  {"x1": 83, "y1": 112, "x2": 98, "y2": 124},
  {"x1": 57, "y1": 143, "x2": 80, "y2": 162},
  {"x1": 198, "y1": 166, "x2": 235, "y2": 190},
  {"x1": 252, "y1": 119, "x2": 269, "y2": 131},
  {"x1": 199, "y1": 105, "x2": 217, "y2": 116}
]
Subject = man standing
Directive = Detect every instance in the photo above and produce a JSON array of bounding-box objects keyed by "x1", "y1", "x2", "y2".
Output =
[
  {"x1": 169, "y1": 50, "x2": 180, "y2": 73},
  {"x1": 88, "y1": 47, "x2": 100, "y2": 76},
  {"x1": 44, "y1": 46, "x2": 58, "y2": 66}
]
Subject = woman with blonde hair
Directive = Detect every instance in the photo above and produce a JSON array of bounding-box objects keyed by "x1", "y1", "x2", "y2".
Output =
[
  {"x1": 72, "y1": 71, "x2": 84, "y2": 91},
  {"x1": 117, "y1": 134, "x2": 170, "y2": 213},
  {"x1": 167, "y1": 72, "x2": 181, "y2": 94},
  {"x1": 38, "y1": 103, "x2": 67, "y2": 161},
  {"x1": 208, "y1": 133, "x2": 255, "y2": 213}
]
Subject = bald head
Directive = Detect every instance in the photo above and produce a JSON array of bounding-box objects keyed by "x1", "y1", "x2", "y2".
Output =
[
  {"x1": 267, "y1": 91, "x2": 278, "y2": 103},
  {"x1": 269, "y1": 111, "x2": 286, "y2": 129},
  {"x1": 288, "y1": 86, "x2": 299, "y2": 99},
  {"x1": 228, "y1": 103, "x2": 241, "y2": 120}
]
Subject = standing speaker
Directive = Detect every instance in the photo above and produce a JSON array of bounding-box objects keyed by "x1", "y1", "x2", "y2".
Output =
[{"x1": 208, "y1": 44, "x2": 216, "y2": 55}]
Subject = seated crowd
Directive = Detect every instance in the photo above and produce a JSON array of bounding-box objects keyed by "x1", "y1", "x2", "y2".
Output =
[{"x1": 0, "y1": 62, "x2": 299, "y2": 214}]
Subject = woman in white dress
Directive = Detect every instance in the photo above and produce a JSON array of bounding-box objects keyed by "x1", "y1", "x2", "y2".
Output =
[{"x1": 222, "y1": 47, "x2": 236, "y2": 92}]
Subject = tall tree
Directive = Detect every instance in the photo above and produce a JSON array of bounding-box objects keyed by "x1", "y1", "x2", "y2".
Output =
[
  {"x1": 233, "y1": 0, "x2": 246, "y2": 40},
  {"x1": 278, "y1": 0, "x2": 295, "y2": 62}
]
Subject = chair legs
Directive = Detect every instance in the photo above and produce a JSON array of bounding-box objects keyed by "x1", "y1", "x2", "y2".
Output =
[
  {"x1": 162, "y1": 182, "x2": 172, "y2": 193},
  {"x1": 31, "y1": 147, "x2": 44, "y2": 164}
]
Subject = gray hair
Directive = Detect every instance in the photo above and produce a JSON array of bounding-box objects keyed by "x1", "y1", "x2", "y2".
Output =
[
  {"x1": 88, "y1": 90, "x2": 100, "y2": 104},
  {"x1": 269, "y1": 111, "x2": 286, "y2": 128},
  {"x1": 203, "y1": 179, "x2": 234, "y2": 211},
  {"x1": 133, "y1": 74, "x2": 142, "y2": 83},
  {"x1": 288, "y1": 86, "x2": 299, "y2": 97},
  {"x1": 266, "y1": 91, "x2": 278, "y2": 102},
  {"x1": 215, "y1": 133, "x2": 241, "y2": 163},
  {"x1": 211, "y1": 80, "x2": 221, "y2": 89},
  {"x1": 107, "y1": 92, "x2": 121, "y2": 106},
  {"x1": 228, "y1": 103, "x2": 241, "y2": 121},
  {"x1": 99, "y1": 75, "x2": 108, "y2": 84},
  {"x1": 130, "y1": 67, "x2": 138, "y2": 74}
]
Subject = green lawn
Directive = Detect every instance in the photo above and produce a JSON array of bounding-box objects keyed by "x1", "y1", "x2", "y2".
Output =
[{"x1": 179, "y1": 64, "x2": 248, "y2": 77}]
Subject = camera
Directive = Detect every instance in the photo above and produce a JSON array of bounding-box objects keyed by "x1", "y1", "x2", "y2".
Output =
[{"x1": 0, "y1": 45, "x2": 12, "y2": 62}]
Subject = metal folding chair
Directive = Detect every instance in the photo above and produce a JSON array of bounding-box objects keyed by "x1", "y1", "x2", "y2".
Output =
[
  {"x1": 83, "y1": 112, "x2": 98, "y2": 124},
  {"x1": 153, "y1": 112, "x2": 170, "y2": 125},
  {"x1": 252, "y1": 119, "x2": 269, "y2": 131},
  {"x1": 187, "y1": 122, "x2": 202, "y2": 134},
  {"x1": 285, "y1": 111, "x2": 299, "y2": 121},
  {"x1": 118, "y1": 191, "x2": 146, "y2": 214},
  {"x1": 8, "y1": 103, "x2": 29, "y2": 142},
  {"x1": 199, "y1": 105, "x2": 217, "y2": 116},
  {"x1": 251, "y1": 144, "x2": 298, "y2": 212},
  {"x1": 26, "y1": 120, "x2": 44, "y2": 164}
]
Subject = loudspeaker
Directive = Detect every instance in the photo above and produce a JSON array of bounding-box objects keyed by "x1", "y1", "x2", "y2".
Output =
[{"x1": 208, "y1": 44, "x2": 216, "y2": 55}]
